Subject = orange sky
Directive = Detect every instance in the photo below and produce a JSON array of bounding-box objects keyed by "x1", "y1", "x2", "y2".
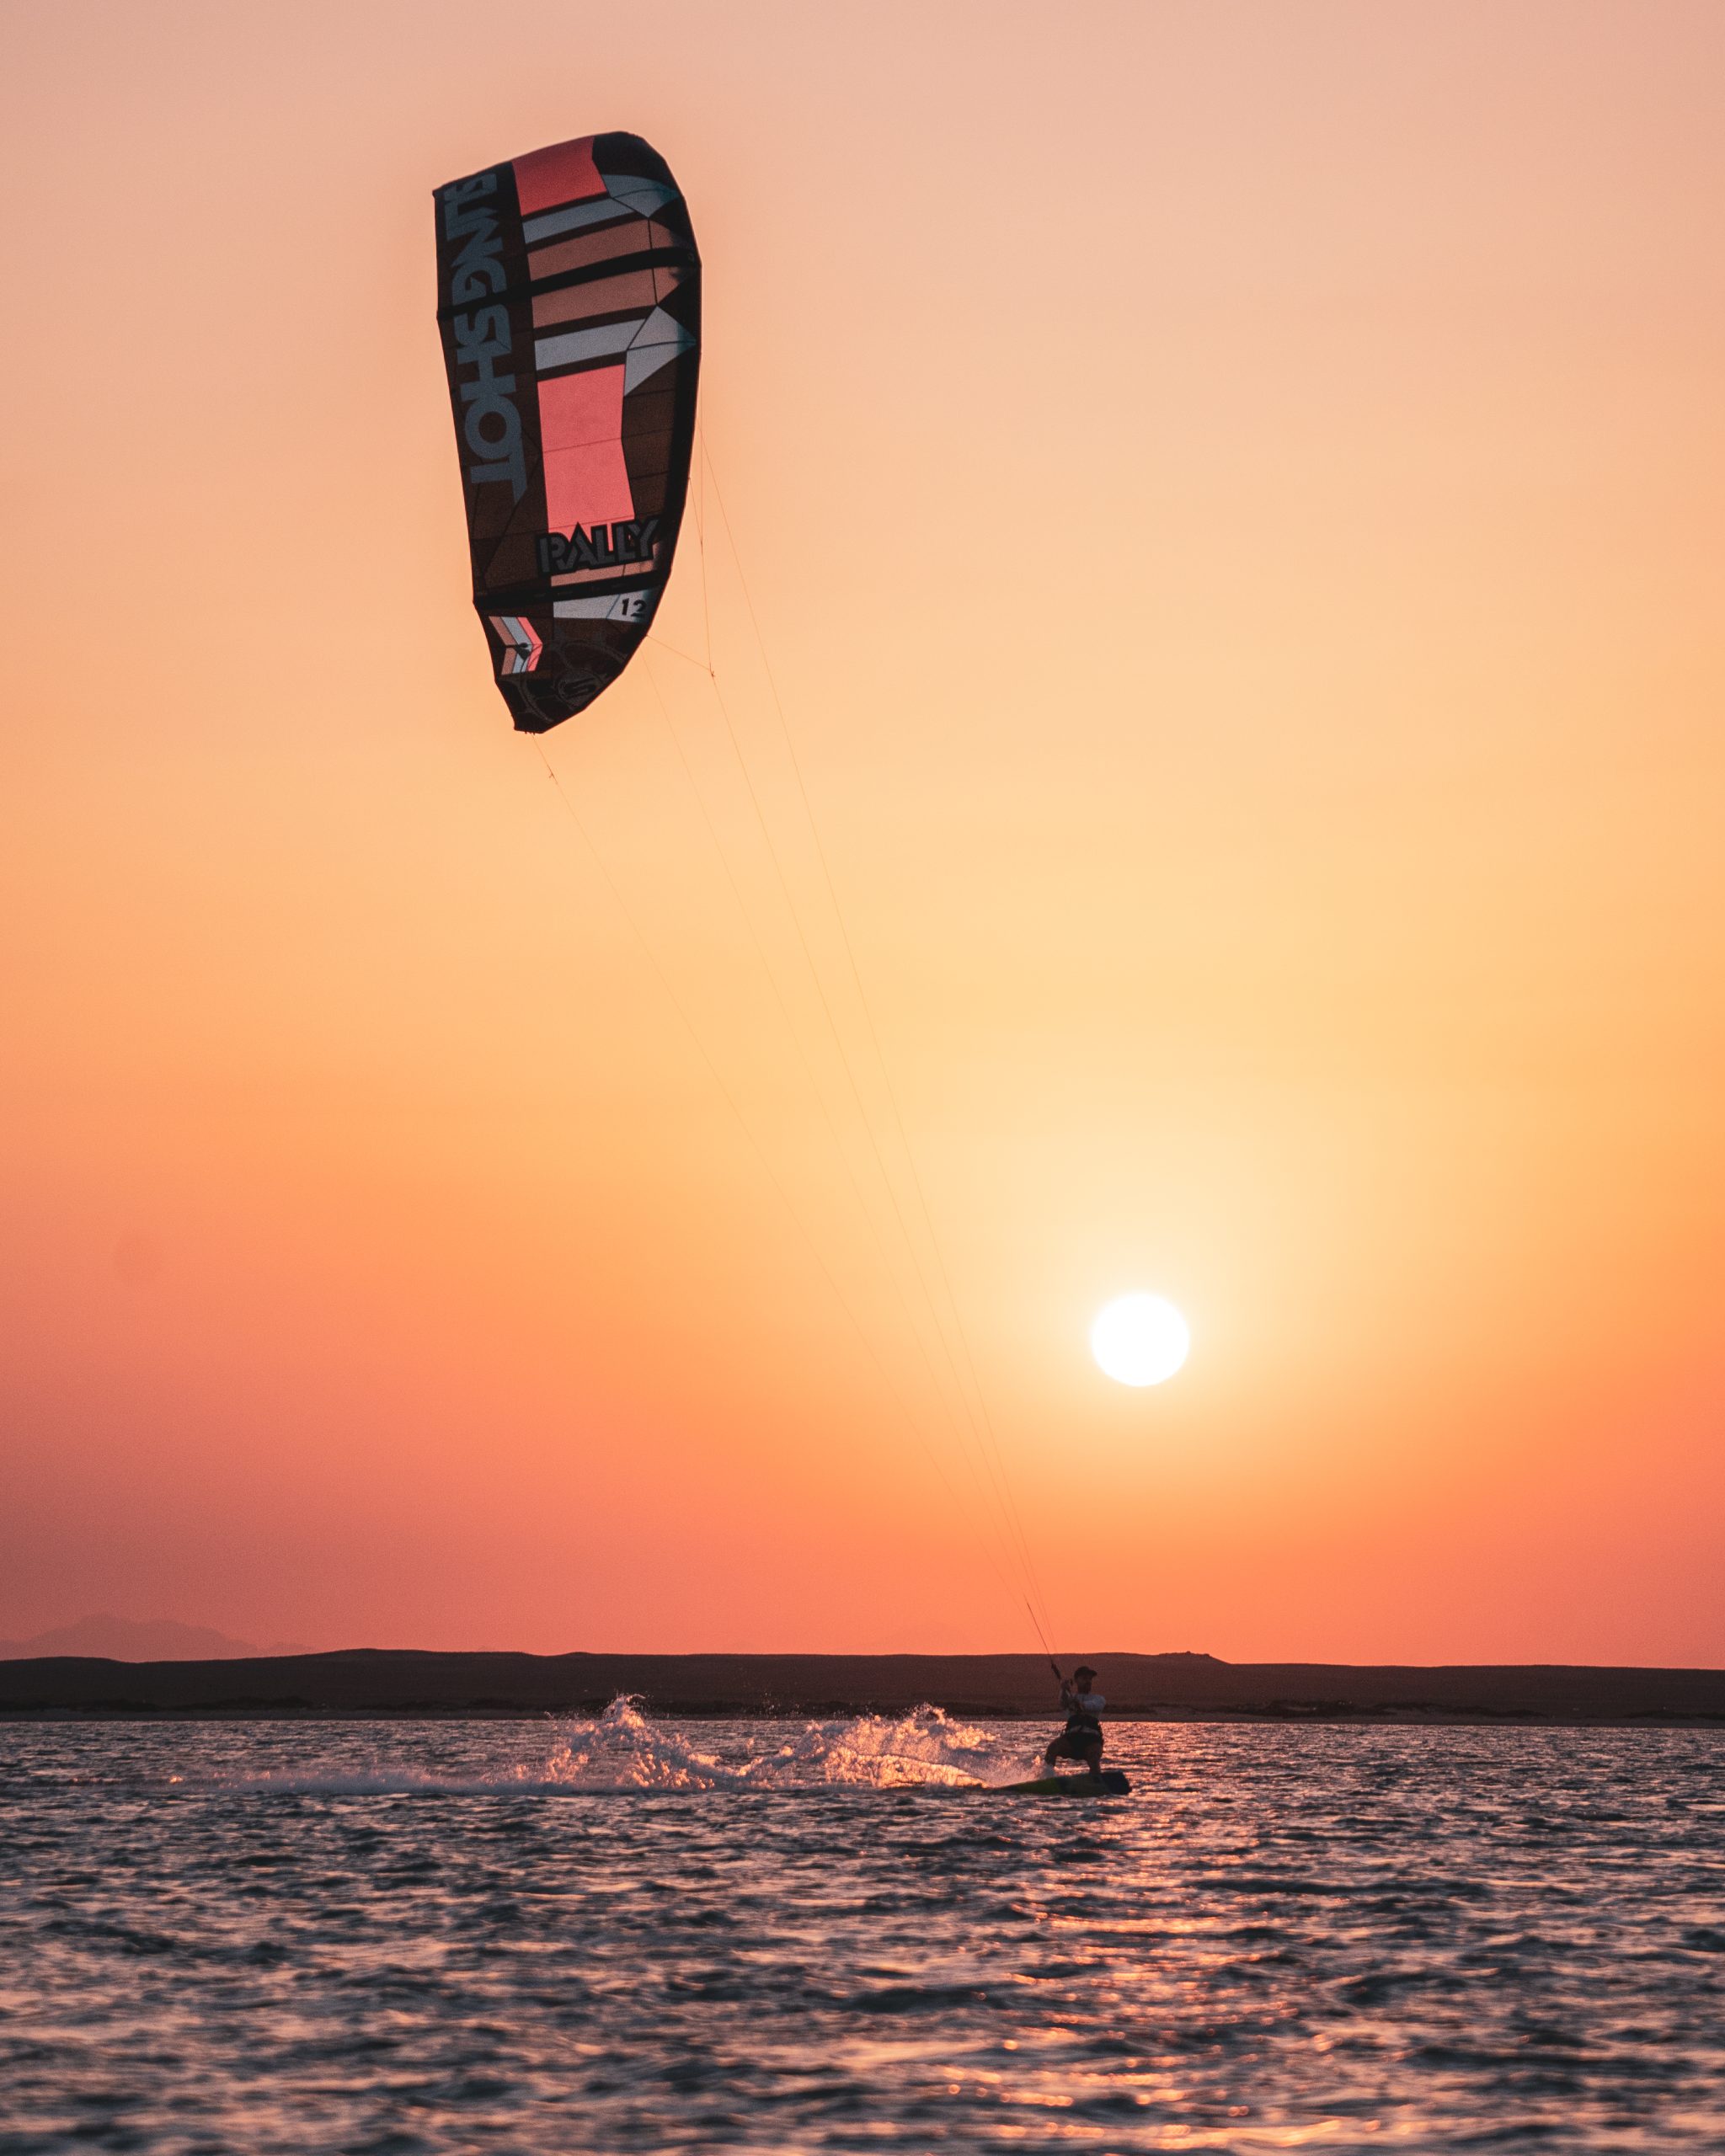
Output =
[{"x1": 3, "y1": 1, "x2": 1722, "y2": 1662}]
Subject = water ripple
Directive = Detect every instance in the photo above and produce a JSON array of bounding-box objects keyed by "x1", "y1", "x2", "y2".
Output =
[{"x1": 0, "y1": 1715, "x2": 1721, "y2": 2151}]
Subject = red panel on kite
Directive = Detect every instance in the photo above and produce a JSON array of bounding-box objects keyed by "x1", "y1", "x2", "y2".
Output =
[
  {"x1": 513, "y1": 136, "x2": 602, "y2": 215},
  {"x1": 538, "y1": 366, "x2": 633, "y2": 536}
]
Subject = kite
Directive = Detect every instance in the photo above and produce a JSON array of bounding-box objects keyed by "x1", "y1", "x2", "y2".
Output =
[{"x1": 434, "y1": 133, "x2": 700, "y2": 732}]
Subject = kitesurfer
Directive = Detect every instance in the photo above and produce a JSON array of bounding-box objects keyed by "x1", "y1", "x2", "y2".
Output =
[{"x1": 1044, "y1": 1664, "x2": 1105, "y2": 1774}]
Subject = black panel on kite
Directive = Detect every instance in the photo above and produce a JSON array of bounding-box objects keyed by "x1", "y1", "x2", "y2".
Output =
[{"x1": 434, "y1": 133, "x2": 700, "y2": 733}]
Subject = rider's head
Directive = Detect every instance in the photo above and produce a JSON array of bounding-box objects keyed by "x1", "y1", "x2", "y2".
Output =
[{"x1": 1074, "y1": 1665, "x2": 1097, "y2": 1687}]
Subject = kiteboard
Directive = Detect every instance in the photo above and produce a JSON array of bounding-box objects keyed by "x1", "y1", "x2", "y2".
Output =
[{"x1": 994, "y1": 1769, "x2": 1131, "y2": 1797}]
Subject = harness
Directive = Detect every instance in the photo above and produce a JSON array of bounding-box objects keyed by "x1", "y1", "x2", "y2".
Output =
[{"x1": 1064, "y1": 1689, "x2": 1103, "y2": 1739}]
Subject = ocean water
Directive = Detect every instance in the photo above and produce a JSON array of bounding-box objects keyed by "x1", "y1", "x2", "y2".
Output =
[{"x1": 1, "y1": 1710, "x2": 1721, "y2": 2153}]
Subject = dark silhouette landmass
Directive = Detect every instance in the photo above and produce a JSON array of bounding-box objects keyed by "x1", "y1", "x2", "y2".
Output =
[{"x1": 2, "y1": 1650, "x2": 1722, "y2": 1723}]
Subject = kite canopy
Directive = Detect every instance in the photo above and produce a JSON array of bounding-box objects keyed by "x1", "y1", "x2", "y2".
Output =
[{"x1": 434, "y1": 133, "x2": 701, "y2": 733}]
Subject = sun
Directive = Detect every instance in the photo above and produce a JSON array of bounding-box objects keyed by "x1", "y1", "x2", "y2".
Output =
[{"x1": 1091, "y1": 1294, "x2": 1190, "y2": 1386}]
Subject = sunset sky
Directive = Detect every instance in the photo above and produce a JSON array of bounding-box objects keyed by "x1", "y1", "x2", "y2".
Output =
[{"x1": 3, "y1": 1, "x2": 1722, "y2": 1662}]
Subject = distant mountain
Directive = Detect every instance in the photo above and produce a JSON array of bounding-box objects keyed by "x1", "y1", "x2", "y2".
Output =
[{"x1": 0, "y1": 1614, "x2": 304, "y2": 1662}]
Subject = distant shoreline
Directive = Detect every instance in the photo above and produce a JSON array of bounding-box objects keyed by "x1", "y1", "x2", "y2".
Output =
[{"x1": 3, "y1": 1650, "x2": 1722, "y2": 1726}]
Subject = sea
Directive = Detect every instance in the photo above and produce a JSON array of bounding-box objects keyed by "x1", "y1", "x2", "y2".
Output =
[{"x1": 1, "y1": 1707, "x2": 1720, "y2": 2153}]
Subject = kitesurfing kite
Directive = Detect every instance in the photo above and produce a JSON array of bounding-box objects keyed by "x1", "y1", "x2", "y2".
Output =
[{"x1": 434, "y1": 133, "x2": 701, "y2": 732}]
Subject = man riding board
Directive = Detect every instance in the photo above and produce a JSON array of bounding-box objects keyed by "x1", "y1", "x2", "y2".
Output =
[{"x1": 1044, "y1": 1663, "x2": 1105, "y2": 1775}]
